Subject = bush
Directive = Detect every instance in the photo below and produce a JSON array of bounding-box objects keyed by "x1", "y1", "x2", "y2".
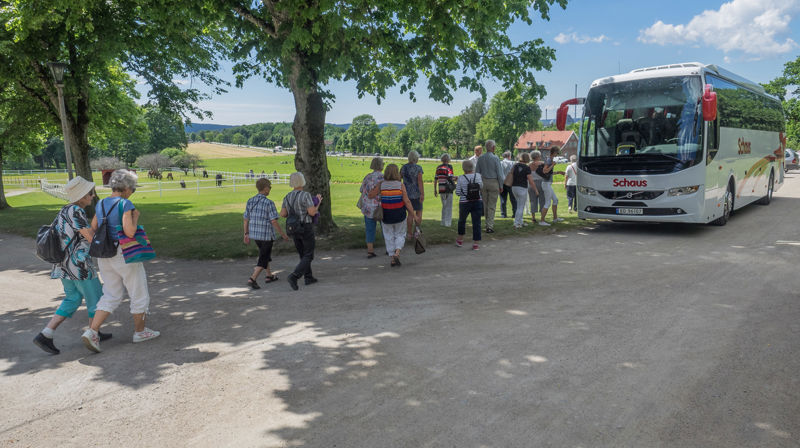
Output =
[{"x1": 90, "y1": 156, "x2": 127, "y2": 170}]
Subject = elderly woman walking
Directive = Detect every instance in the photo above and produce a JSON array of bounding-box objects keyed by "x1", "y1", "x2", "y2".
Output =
[
  {"x1": 455, "y1": 159, "x2": 483, "y2": 250},
  {"x1": 33, "y1": 177, "x2": 111, "y2": 355},
  {"x1": 280, "y1": 172, "x2": 322, "y2": 291},
  {"x1": 434, "y1": 153, "x2": 456, "y2": 226},
  {"x1": 369, "y1": 164, "x2": 420, "y2": 266},
  {"x1": 509, "y1": 152, "x2": 539, "y2": 229},
  {"x1": 400, "y1": 150, "x2": 424, "y2": 237},
  {"x1": 244, "y1": 178, "x2": 289, "y2": 289},
  {"x1": 81, "y1": 169, "x2": 158, "y2": 353},
  {"x1": 359, "y1": 157, "x2": 384, "y2": 258}
]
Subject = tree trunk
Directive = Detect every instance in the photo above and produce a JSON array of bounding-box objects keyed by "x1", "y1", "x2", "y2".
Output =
[
  {"x1": 289, "y1": 70, "x2": 336, "y2": 234},
  {"x1": 0, "y1": 146, "x2": 9, "y2": 210}
]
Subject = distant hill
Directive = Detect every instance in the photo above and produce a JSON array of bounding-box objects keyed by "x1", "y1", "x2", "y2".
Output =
[
  {"x1": 330, "y1": 123, "x2": 405, "y2": 130},
  {"x1": 186, "y1": 122, "x2": 405, "y2": 133},
  {"x1": 539, "y1": 115, "x2": 578, "y2": 127},
  {"x1": 184, "y1": 123, "x2": 234, "y2": 133}
]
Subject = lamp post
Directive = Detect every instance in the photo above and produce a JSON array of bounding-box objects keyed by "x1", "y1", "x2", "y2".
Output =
[{"x1": 48, "y1": 61, "x2": 74, "y2": 180}]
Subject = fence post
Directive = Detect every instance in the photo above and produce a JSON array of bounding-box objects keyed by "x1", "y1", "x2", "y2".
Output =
[
  {"x1": 196, "y1": 179, "x2": 200, "y2": 194},
  {"x1": 159, "y1": 180, "x2": 162, "y2": 197},
  {"x1": 233, "y1": 176, "x2": 236, "y2": 192}
]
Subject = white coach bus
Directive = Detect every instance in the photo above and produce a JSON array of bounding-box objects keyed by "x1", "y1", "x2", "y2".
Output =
[{"x1": 557, "y1": 62, "x2": 785, "y2": 225}]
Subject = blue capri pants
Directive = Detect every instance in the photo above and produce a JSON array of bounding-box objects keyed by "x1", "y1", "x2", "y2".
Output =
[
  {"x1": 364, "y1": 216, "x2": 380, "y2": 244},
  {"x1": 55, "y1": 277, "x2": 103, "y2": 319}
]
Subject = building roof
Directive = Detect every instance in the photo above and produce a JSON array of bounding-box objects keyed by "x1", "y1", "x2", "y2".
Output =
[{"x1": 515, "y1": 130, "x2": 575, "y2": 150}]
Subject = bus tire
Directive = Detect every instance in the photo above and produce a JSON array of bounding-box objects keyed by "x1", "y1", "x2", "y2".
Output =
[
  {"x1": 712, "y1": 182, "x2": 734, "y2": 226},
  {"x1": 757, "y1": 170, "x2": 774, "y2": 205}
]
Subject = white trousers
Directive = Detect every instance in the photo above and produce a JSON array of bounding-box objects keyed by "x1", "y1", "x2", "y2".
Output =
[
  {"x1": 541, "y1": 181, "x2": 558, "y2": 208},
  {"x1": 512, "y1": 186, "x2": 529, "y2": 227},
  {"x1": 96, "y1": 246, "x2": 151, "y2": 314},
  {"x1": 439, "y1": 193, "x2": 453, "y2": 226},
  {"x1": 382, "y1": 220, "x2": 407, "y2": 255}
]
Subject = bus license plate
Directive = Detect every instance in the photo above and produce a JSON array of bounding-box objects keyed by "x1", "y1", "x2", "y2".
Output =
[{"x1": 617, "y1": 208, "x2": 643, "y2": 215}]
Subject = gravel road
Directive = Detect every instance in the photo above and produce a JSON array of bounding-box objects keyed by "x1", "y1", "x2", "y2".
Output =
[{"x1": 1, "y1": 174, "x2": 798, "y2": 447}]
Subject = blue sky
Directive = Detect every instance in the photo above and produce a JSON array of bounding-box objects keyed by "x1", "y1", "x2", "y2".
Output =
[{"x1": 178, "y1": 0, "x2": 800, "y2": 126}]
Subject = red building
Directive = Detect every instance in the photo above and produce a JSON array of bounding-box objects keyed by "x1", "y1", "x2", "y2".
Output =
[{"x1": 514, "y1": 130, "x2": 578, "y2": 159}]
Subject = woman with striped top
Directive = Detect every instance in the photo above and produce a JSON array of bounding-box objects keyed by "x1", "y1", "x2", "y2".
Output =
[{"x1": 368, "y1": 163, "x2": 420, "y2": 267}]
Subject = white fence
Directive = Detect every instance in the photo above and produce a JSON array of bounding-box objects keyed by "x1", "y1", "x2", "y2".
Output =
[
  {"x1": 3, "y1": 177, "x2": 43, "y2": 188},
  {"x1": 37, "y1": 169, "x2": 292, "y2": 201},
  {"x1": 40, "y1": 180, "x2": 69, "y2": 201}
]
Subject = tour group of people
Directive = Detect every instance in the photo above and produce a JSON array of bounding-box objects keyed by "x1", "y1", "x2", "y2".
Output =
[{"x1": 33, "y1": 145, "x2": 577, "y2": 355}]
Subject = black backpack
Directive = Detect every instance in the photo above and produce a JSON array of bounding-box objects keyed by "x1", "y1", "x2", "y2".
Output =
[
  {"x1": 35, "y1": 206, "x2": 76, "y2": 264},
  {"x1": 284, "y1": 192, "x2": 304, "y2": 237},
  {"x1": 465, "y1": 174, "x2": 481, "y2": 201},
  {"x1": 89, "y1": 198, "x2": 121, "y2": 258}
]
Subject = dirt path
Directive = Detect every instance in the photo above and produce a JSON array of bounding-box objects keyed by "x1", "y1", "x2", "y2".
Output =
[{"x1": 2, "y1": 174, "x2": 799, "y2": 447}]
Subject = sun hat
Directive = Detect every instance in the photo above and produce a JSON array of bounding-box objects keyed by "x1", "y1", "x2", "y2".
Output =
[{"x1": 64, "y1": 176, "x2": 95, "y2": 203}]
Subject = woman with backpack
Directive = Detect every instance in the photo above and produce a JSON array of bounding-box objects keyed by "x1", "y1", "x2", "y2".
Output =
[
  {"x1": 507, "y1": 152, "x2": 539, "y2": 229},
  {"x1": 368, "y1": 163, "x2": 420, "y2": 267},
  {"x1": 81, "y1": 169, "x2": 158, "y2": 353},
  {"x1": 33, "y1": 176, "x2": 111, "y2": 355},
  {"x1": 455, "y1": 159, "x2": 484, "y2": 250},
  {"x1": 433, "y1": 153, "x2": 456, "y2": 227},
  {"x1": 280, "y1": 172, "x2": 322, "y2": 291}
]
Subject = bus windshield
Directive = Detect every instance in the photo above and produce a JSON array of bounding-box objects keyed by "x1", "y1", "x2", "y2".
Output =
[{"x1": 581, "y1": 75, "x2": 704, "y2": 174}]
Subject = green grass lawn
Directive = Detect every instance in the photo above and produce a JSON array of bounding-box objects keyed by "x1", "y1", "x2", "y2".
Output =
[{"x1": 1, "y1": 177, "x2": 583, "y2": 260}]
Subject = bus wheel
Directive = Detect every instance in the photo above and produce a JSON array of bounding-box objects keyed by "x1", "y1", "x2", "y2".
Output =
[
  {"x1": 757, "y1": 170, "x2": 774, "y2": 205},
  {"x1": 712, "y1": 183, "x2": 734, "y2": 226}
]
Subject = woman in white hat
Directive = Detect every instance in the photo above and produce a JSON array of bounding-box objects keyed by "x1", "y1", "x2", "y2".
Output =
[{"x1": 33, "y1": 176, "x2": 112, "y2": 355}]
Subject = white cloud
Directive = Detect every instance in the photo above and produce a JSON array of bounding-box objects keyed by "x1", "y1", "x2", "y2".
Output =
[
  {"x1": 638, "y1": 0, "x2": 800, "y2": 57},
  {"x1": 172, "y1": 79, "x2": 190, "y2": 86},
  {"x1": 554, "y1": 32, "x2": 610, "y2": 45}
]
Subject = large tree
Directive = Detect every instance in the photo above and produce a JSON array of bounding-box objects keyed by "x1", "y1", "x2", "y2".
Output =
[
  {"x1": 0, "y1": 84, "x2": 51, "y2": 209},
  {"x1": 476, "y1": 87, "x2": 542, "y2": 153},
  {"x1": 763, "y1": 58, "x2": 800, "y2": 148},
  {"x1": 0, "y1": 0, "x2": 226, "y2": 182},
  {"x1": 225, "y1": 0, "x2": 567, "y2": 233},
  {"x1": 343, "y1": 114, "x2": 380, "y2": 154}
]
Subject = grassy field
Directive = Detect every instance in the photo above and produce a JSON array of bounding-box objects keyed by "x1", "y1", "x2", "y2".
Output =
[
  {"x1": 2, "y1": 146, "x2": 580, "y2": 260},
  {"x1": 0, "y1": 179, "x2": 582, "y2": 260},
  {"x1": 186, "y1": 142, "x2": 283, "y2": 158}
]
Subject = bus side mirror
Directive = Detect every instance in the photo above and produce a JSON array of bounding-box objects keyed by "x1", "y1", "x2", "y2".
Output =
[
  {"x1": 556, "y1": 97, "x2": 586, "y2": 130},
  {"x1": 703, "y1": 84, "x2": 717, "y2": 122},
  {"x1": 556, "y1": 104, "x2": 570, "y2": 131}
]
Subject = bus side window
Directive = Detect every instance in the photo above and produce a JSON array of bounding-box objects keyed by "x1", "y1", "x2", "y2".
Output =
[{"x1": 706, "y1": 118, "x2": 719, "y2": 164}]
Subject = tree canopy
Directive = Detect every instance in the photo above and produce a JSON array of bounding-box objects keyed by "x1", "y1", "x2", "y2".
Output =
[
  {"x1": 0, "y1": 0, "x2": 227, "y2": 180},
  {"x1": 477, "y1": 87, "x2": 542, "y2": 153},
  {"x1": 223, "y1": 0, "x2": 567, "y2": 232}
]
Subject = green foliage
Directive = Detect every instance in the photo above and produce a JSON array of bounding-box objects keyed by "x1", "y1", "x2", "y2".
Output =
[
  {"x1": 341, "y1": 115, "x2": 380, "y2": 154},
  {"x1": 377, "y1": 125, "x2": 400, "y2": 156},
  {"x1": 476, "y1": 87, "x2": 542, "y2": 153},
  {"x1": 764, "y1": 57, "x2": 800, "y2": 146},
  {"x1": 228, "y1": 0, "x2": 566, "y2": 103},
  {"x1": 171, "y1": 152, "x2": 202, "y2": 174},
  {"x1": 160, "y1": 147, "x2": 185, "y2": 159},
  {"x1": 146, "y1": 107, "x2": 188, "y2": 152},
  {"x1": 0, "y1": 0, "x2": 227, "y2": 179}
]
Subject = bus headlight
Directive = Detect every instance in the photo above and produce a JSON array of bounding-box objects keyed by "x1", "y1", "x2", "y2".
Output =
[
  {"x1": 578, "y1": 186, "x2": 597, "y2": 196},
  {"x1": 668, "y1": 185, "x2": 700, "y2": 196}
]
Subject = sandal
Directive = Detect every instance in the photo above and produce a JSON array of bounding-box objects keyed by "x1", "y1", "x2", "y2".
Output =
[
  {"x1": 263, "y1": 274, "x2": 279, "y2": 283},
  {"x1": 367, "y1": 252, "x2": 377, "y2": 259},
  {"x1": 390, "y1": 256, "x2": 398, "y2": 267},
  {"x1": 247, "y1": 277, "x2": 261, "y2": 290}
]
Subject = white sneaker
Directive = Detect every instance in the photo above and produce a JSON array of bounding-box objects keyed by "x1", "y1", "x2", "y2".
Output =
[
  {"x1": 537, "y1": 221, "x2": 551, "y2": 226},
  {"x1": 133, "y1": 328, "x2": 160, "y2": 343},
  {"x1": 554, "y1": 218, "x2": 565, "y2": 222},
  {"x1": 81, "y1": 328, "x2": 101, "y2": 353}
]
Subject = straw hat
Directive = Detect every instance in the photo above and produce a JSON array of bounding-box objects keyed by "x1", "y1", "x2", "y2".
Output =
[{"x1": 64, "y1": 176, "x2": 95, "y2": 203}]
